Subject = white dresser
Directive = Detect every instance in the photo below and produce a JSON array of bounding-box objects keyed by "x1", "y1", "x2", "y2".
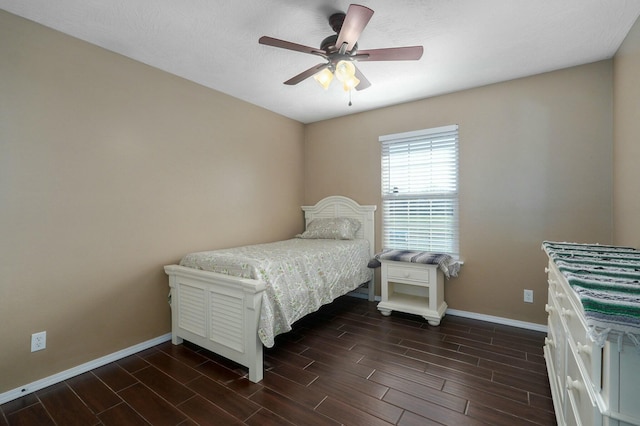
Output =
[{"x1": 543, "y1": 243, "x2": 640, "y2": 426}]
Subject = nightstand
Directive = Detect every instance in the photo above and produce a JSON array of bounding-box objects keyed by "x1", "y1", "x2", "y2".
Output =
[{"x1": 377, "y1": 260, "x2": 447, "y2": 326}]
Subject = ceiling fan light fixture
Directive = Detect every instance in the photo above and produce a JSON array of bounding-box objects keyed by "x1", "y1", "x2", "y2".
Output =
[
  {"x1": 313, "y1": 68, "x2": 334, "y2": 90},
  {"x1": 334, "y1": 60, "x2": 356, "y2": 83},
  {"x1": 259, "y1": 4, "x2": 423, "y2": 94},
  {"x1": 343, "y1": 75, "x2": 360, "y2": 91}
]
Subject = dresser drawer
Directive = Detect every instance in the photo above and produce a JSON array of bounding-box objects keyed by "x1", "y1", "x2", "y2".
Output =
[
  {"x1": 565, "y1": 343, "x2": 602, "y2": 426},
  {"x1": 546, "y1": 288, "x2": 566, "y2": 401},
  {"x1": 549, "y1": 279, "x2": 572, "y2": 314},
  {"x1": 385, "y1": 262, "x2": 433, "y2": 284},
  {"x1": 559, "y1": 299, "x2": 589, "y2": 347},
  {"x1": 547, "y1": 261, "x2": 562, "y2": 292},
  {"x1": 554, "y1": 285, "x2": 601, "y2": 388}
]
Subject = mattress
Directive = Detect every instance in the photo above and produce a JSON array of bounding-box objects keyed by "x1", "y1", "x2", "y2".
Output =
[{"x1": 180, "y1": 238, "x2": 373, "y2": 347}]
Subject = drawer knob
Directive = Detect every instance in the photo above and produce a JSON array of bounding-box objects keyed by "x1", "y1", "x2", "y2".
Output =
[
  {"x1": 566, "y1": 375, "x2": 582, "y2": 392},
  {"x1": 555, "y1": 291, "x2": 564, "y2": 300},
  {"x1": 544, "y1": 337, "x2": 555, "y2": 348},
  {"x1": 544, "y1": 304, "x2": 555, "y2": 314},
  {"x1": 576, "y1": 342, "x2": 592, "y2": 357},
  {"x1": 404, "y1": 272, "x2": 411, "y2": 278},
  {"x1": 545, "y1": 267, "x2": 550, "y2": 273}
]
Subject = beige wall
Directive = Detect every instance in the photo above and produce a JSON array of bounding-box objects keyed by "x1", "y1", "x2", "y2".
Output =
[
  {"x1": 3, "y1": 7, "x2": 634, "y2": 396},
  {"x1": 613, "y1": 16, "x2": 640, "y2": 248},
  {"x1": 0, "y1": 11, "x2": 305, "y2": 393},
  {"x1": 305, "y1": 61, "x2": 614, "y2": 325}
]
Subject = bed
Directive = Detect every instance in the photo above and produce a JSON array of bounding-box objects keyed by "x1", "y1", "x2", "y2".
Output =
[{"x1": 164, "y1": 196, "x2": 376, "y2": 382}]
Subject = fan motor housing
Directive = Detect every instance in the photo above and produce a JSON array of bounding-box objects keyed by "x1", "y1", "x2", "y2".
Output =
[
  {"x1": 322, "y1": 12, "x2": 358, "y2": 54},
  {"x1": 320, "y1": 34, "x2": 338, "y2": 52},
  {"x1": 329, "y1": 12, "x2": 346, "y2": 33},
  {"x1": 320, "y1": 35, "x2": 358, "y2": 55}
]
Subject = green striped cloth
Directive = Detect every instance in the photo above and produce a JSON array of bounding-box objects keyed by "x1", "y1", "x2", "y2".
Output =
[{"x1": 542, "y1": 241, "x2": 640, "y2": 349}]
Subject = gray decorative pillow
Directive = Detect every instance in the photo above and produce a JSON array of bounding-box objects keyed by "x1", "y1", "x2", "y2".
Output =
[{"x1": 297, "y1": 217, "x2": 361, "y2": 240}]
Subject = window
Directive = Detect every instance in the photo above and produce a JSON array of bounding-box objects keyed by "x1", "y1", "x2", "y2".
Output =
[{"x1": 380, "y1": 124, "x2": 459, "y2": 256}]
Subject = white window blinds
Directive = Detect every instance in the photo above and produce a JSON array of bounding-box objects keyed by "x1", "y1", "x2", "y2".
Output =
[{"x1": 380, "y1": 124, "x2": 459, "y2": 256}]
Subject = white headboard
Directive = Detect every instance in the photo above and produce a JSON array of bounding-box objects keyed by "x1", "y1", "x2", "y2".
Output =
[{"x1": 301, "y1": 196, "x2": 377, "y2": 258}]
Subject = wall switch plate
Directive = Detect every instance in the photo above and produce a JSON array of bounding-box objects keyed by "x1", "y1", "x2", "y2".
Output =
[
  {"x1": 31, "y1": 331, "x2": 46, "y2": 352},
  {"x1": 524, "y1": 289, "x2": 534, "y2": 303}
]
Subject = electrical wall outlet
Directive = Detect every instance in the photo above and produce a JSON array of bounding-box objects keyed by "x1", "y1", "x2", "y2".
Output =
[
  {"x1": 31, "y1": 331, "x2": 46, "y2": 352},
  {"x1": 524, "y1": 289, "x2": 534, "y2": 303}
]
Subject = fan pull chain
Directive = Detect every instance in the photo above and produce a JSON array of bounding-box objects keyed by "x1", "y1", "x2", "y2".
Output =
[{"x1": 348, "y1": 89, "x2": 352, "y2": 107}]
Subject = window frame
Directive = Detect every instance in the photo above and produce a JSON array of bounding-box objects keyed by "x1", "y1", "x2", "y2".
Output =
[{"x1": 379, "y1": 124, "x2": 460, "y2": 257}]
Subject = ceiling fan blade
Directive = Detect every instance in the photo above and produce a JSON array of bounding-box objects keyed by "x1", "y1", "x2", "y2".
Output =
[
  {"x1": 284, "y1": 63, "x2": 330, "y2": 85},
  {"x1": 335, "y1": 4, "x2": 374, "y2": 52},
  {"x1": 355, "y1": 46, "x2": 424, "y2": 61},
  {"x1": 259, "y1": 36, "x2": 326, "y2": 58},
  {"x1": 354, "y1": 66, "x2": 371, "y2": 91}
]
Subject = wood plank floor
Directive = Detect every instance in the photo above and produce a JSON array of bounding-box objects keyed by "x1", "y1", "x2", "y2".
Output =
[{"x1": 1, "y1": 296, "x2": 556, "y2": 425}]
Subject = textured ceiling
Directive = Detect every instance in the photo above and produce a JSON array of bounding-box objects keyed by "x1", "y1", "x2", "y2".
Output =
[{"x1": 2, "y1": 1, "x2": 640, "y2": 123}]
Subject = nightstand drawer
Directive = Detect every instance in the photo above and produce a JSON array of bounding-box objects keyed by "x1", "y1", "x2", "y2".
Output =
[{"x1": 386, "y1": 263, "x2": 432, "y2": 283}]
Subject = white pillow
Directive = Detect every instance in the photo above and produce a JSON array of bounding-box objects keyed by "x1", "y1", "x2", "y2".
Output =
[{"x1": 296, "y1": 217, "x2": 361, "y2": 240}]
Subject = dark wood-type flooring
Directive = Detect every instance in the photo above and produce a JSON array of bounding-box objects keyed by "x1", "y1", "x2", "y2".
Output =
[{"x1": 1, "y1": 296, "x2": 556, "y2": 425}]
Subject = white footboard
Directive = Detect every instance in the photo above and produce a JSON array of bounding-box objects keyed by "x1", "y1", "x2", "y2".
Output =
[{"x1": 164, "y1": 264, "x2": 266, "y2": 382}]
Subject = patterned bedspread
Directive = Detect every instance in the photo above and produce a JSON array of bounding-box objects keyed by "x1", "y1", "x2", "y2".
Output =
[
  {"x1": 180, "y1": 238, "x2": 372, "y2": 347},
  {"x1": 542, "y1": 241, "x2": 640, "y2": 348}
]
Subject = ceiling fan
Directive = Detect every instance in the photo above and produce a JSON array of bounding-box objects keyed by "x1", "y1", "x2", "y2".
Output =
[{"x1": 258, "y1": 4, "x2": 423, "y2": 92}]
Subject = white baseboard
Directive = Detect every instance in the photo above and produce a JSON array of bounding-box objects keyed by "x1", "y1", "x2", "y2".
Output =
[
  {"x1": 0, "y1": 333, "x2": 172, "y2": 405},
  {"x1": 349, "y1": 293, "x2": 546, "y2": 332},
  {"x1": 348, "y1": 292, "x2": 546, "y2": 332},
  {"x1": 446, "y1": 308, "x2": 548, "y2": 333}
]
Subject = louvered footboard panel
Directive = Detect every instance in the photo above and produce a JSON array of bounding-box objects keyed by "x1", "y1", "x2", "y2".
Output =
[
  {"x1": 209, "y1": 291, "x2": 244, "y2": 352},
  {"x1": 177, "y1": 283, "x2": 207, "y2": 337}
]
